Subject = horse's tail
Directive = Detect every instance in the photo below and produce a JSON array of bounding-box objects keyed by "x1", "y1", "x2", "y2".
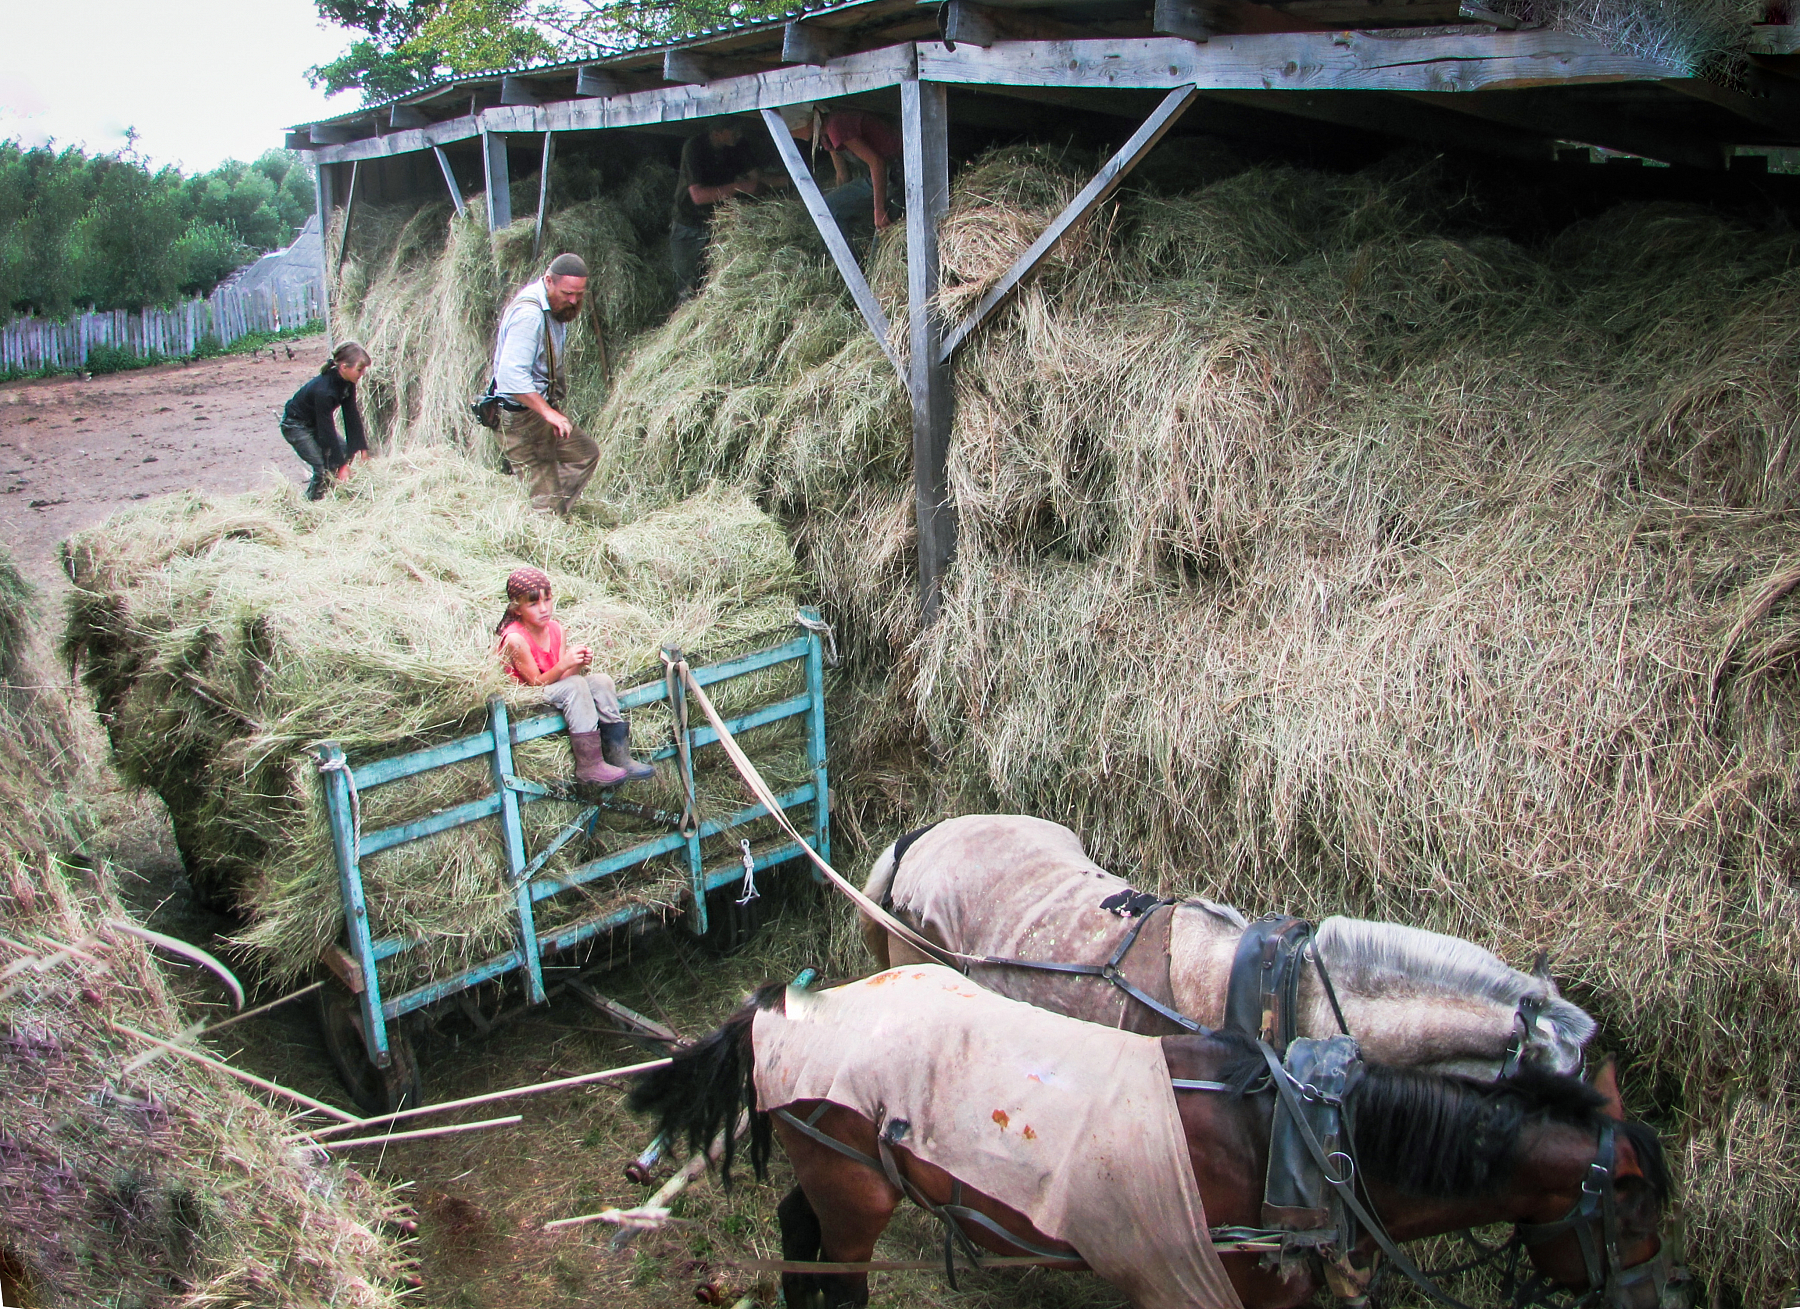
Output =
[
  {"x1": 627, "y1": 983, "x2": 781, "y2": 1187},
  {"x1": 861, "y1": 841, "x2": 899, "y2": 969}
]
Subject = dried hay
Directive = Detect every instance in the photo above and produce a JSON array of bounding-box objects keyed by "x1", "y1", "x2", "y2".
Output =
[
  {"x1": 328, "y1": 151, "x2": 676, "y2": 457},
  {"x1": 580, "y1": 149, "x2": 1800, "y2": 1304},
  {"x1": 0, "y1": 547, "x2": 407, "y2": 1308},
  {"x1": 62, "y1": 451, "x2": 807, "y2": 989},
  {"x1": 1491, "y1": 0, "x2": 1768, "y2": 79}
]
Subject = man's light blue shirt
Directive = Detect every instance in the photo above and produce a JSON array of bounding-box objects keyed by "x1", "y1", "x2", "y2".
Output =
[{"x1": 492, "y1": 278, "x2": 568, "y2": 398}]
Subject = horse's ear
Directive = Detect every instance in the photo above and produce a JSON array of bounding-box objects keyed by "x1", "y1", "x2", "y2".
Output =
[
  {"x1": 1530, "y1": 950, "x2": 1552, "y2": 982},
  {"x1": 1589, "y1": 1058, "x2": 1626, "y2": 1120}
]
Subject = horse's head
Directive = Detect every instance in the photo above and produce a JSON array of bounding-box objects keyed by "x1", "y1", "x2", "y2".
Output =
[{"x1": 1515, "y1": 1062, "x2": 1680, "y2": 1309}]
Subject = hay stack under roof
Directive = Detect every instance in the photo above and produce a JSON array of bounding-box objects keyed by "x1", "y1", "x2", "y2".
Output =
[
  {"x1": 582, "y1": 149, "x2": 1800, "y2": 1303},
  {"x1": 63, "y1": 453, "x2": 805, "y2": 988},
  {"x1": 0, "y1": 548, "x2": 406, "y2": 1308}
]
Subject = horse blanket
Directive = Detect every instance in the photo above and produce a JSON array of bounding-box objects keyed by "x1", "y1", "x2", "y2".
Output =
[{"x1": 753, "y1": 965, "x2": 1245, "y2": 1309}]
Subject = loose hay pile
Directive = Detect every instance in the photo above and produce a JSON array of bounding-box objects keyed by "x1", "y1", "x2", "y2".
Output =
[
  {"x1": 63, "y1": 452, "x2": 806, "y2": 989},
  {"x1": 580, "y1": 150, "x2": 1800, "y2": 1303},
  {"x1": 0, "y1": 548, "x2": 406, "y2": 1308}
]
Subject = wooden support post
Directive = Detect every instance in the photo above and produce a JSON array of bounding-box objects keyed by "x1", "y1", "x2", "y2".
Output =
[
  {"x1": 760, "y1": 109, "x2": 901, "y2": 374},
  {"x1": 433, "y1": 145, "x2": 466, "y2": 217},
  {"x1": 335, "y1": 160, "x2": 361, "y2": 272},
  {"x1": 939, "y1": 83, "x2": 1197, "y2": 362},
  {"x1": 314, "y1": 164, "x2": 334, "y2": 342},
  {"x1": 533, "y1": 130, "x2": 556, "y2": 260},
  {"x1": 902, "y1": 78, "x2": 954, "y2": 624},
  {"x1": 483, "y1": 131, "x2": 512, "y2": 231}
]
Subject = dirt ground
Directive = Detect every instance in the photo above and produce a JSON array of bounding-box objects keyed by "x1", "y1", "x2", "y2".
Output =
[
  {"x1": 10, "y1": 345, "x2": 1134, "y2": 1309},
  {"x1": 0, "y1": 337, "x2": 324, "y2": 588}
]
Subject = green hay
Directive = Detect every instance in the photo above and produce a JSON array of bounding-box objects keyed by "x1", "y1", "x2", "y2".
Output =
[
  {"x1": 0, "y1": 548, "x2": 406, "y2": 1309},
  {"x1": 62, "y1": 452, "x2": 809, "y2": 988},
  {"x1": 577, "y1": 150, "x2": 1800, "y2": 1305}
]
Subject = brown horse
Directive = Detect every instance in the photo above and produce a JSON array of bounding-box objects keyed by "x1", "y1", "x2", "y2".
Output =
[{"x1": 629, "y1": 968, "x2": 1670, "y2": 1309}]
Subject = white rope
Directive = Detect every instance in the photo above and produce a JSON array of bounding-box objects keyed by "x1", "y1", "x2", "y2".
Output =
[
  {"x1": 315, "y1": 755, "x2": 363, "y2": 865},
  {"x1": 674, "y1": 661, "x2": 980, "y2": 970},
  {"x1": 736, "y1": 838, "x2": 759, "y2": 906}
]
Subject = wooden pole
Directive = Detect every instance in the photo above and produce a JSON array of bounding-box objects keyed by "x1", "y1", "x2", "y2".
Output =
[
  {"x1": 433, "y1": 145, "x2": 466, "y2": 217},
  {"x1": 533, "y1": 130, "x2": 556, "y2": 260},
  {"x1": 296, "y1": 1056, "x2": 671, "y2": 1140},
  {"x1": 902, "y1": 77, "x2": 954, "y2": 624},
  {"x1": 483, "y1": 131, "x2": 512, "y2": 231},
  {"x1": 311, "y1": 1114, "x2": 522, "y2": 1150},
  {"x1": 110, "y1": 1021, "x2": 362, "y2": 1123},
  {"x1": 336, "y1": 160, "x2": 361, "y2": 272}
]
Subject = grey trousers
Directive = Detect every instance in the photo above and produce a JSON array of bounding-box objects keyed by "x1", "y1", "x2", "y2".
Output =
[
  {"x1": 498, "y1": 406, "x2": 600, "y2": 516},
  {"x1": 542, "y1": 672, "x2": 623, "y2": 734},
  {"x1": 280, "y1": 422, "x2": 338, "y2": 500},
  {"x1": 670, "y1": 222, "x2": 709, "y2": 301}
]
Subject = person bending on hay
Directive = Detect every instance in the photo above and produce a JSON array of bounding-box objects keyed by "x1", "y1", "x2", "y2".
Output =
[
  {"x1": 279, "y1": 340, "x2": 370, "y2": 501},
  {"x1": 780, "y1": 101, "x2": 901, "y2": 235},
  {"x1": 490, "y1": 252, "x2": 599, "y2": 517},
  {"x1": 496, "y1": 567, "x2": 656, "y2": 788}
]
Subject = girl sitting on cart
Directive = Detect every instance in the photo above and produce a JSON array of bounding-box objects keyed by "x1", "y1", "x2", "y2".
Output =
[{"x1": 495, "y1": 567, "x2": 656, "y2": 787}]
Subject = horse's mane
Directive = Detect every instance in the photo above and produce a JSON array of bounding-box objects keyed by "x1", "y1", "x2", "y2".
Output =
[
  {"x1": 1217, "y1": 1032, "x2": 1669, "y2": 1202},
  {"x1": 1316, "y1": 917, "x2": 1597, "y2": 1057}
]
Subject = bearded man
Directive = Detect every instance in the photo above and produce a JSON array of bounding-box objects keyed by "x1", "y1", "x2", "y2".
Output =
[{"x1": 490, "y1": 252, "x2": 599, "y2": 516}]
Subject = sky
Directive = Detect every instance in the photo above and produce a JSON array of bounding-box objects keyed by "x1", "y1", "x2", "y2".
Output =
[{"x1": 0, "y1": 0, "x2": 357, "y2": 174}]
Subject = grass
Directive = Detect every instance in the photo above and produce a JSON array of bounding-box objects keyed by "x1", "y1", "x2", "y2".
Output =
[{"x1": 0, "y1": 544, "x2": 408, "y2": 1308}]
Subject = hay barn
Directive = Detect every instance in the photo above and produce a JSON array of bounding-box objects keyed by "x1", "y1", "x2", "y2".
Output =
[{"x1": 65, "y1": 1, "x2": 1800, "y2": 1305}]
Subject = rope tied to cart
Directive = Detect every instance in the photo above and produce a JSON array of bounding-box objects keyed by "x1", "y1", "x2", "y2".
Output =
[
  {"x1": 314, "y1": 753, "x2": 364, "y2": 864},
  {"x1": 667, "y1": 657, "x2": 982, "y2": 971}
]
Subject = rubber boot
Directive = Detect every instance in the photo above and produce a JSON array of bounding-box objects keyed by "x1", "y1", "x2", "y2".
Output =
[
  {"x1": 600, "y1": 721, "x2": 657, "y2": 782},
  {"x1": 568, "y1": 730, "x2": 628, "y2": 786}
]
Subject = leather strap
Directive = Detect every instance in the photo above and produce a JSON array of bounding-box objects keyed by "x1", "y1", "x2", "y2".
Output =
[
  {"x1": 983, "y1": 900, "x2": 1204, "y2": 1033},
  {"x1": 1226, "y1": 916, "x2": 1314, "y2": 1051}
]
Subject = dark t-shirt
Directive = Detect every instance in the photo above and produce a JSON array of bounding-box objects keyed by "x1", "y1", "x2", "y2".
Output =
[
  {"x1": 281, "y1": 370, "x2": 366, "y2": 462},
  {"x1": 672, "y1": 133, "x2": 761, "y2": 229}
]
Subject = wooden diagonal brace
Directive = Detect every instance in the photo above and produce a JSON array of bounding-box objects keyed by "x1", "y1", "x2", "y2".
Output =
[{"x1": 937, "y1": 83, "x2": 1198, "y2": 363}]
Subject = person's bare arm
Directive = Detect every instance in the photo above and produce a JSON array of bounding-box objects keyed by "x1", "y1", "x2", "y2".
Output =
[
  {"x1": 830, "y1": 149, "x2": 851, "y2": 187},
  {"x1": 501, "y1": 632, "x2": 590, "y2": 686},
  {"x1": 845, "y1": 139, "x2": 891, "y2": 227},
  {"x1": 687, "y1": 174, "x2": 760, "y2": 205}
]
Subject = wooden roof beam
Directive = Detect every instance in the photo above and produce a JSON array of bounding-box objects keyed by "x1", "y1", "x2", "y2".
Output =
[
  {"x1": 1204, "y1": 87, "x2": 1554, "y2": 160},
  {"x1": 784, "y1": 19, "x2": 856, "y2": 64},
  {"x1": 940, "y1": 0, "x2": 1104, "y2": 47},
  {"x1": 915, "y1": 30, "x2": 1674, "y2": 92},
  {"x1": 1400, "y1": 90, "x2": 1731, "y2": 169}
]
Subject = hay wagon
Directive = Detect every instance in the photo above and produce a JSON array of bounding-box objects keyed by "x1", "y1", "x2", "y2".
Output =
[{"x1": 309, "y1": 609, "x2": 833, "y2": 1111}]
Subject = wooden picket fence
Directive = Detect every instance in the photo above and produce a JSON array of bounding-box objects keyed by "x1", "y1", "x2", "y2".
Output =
[{"x1": 0, "y1": 280, "x2": 324, "y2": 374}]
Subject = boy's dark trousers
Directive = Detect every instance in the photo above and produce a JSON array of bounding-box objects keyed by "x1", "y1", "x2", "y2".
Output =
[{"x1": 281, "y1": 422, "x2": 341, "y2": 501}]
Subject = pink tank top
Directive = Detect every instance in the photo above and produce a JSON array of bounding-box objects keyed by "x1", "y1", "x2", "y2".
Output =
[{"x1": 498, "y1": 619, "x2": 563, "y2": 683}]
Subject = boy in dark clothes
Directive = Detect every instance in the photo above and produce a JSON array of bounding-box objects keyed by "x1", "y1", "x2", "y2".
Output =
[
  {"x1": 280, "y1": 340, "x2": 371, "y2": 501},
  {"x1": 669, "y1": 121, "x2": 783, "y2": 300}
]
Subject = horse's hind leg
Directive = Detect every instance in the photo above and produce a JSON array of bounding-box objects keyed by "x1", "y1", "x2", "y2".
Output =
[{"x1": 778, "y1": 1185, "x2": 830, "y2": 1309}]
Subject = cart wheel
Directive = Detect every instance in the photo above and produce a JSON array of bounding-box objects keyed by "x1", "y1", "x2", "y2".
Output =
[{"x1": 316, "y1": 981, "x2": 423, "y2": 1115}]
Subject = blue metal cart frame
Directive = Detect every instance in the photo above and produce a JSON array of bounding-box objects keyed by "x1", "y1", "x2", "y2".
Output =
[{"x1": 312, "y1": 608, "x2": 830, "y2": 1072}]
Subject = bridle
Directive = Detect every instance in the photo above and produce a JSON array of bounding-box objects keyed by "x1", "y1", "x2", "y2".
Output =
[{"x1": 1246, "y1": 1040, "x2": 1679, "y2": 1309}]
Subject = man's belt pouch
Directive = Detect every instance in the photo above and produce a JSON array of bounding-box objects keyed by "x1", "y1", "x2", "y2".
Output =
[{"x1": 470, "y1": 379, "x2": 525, "y2": 430}]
